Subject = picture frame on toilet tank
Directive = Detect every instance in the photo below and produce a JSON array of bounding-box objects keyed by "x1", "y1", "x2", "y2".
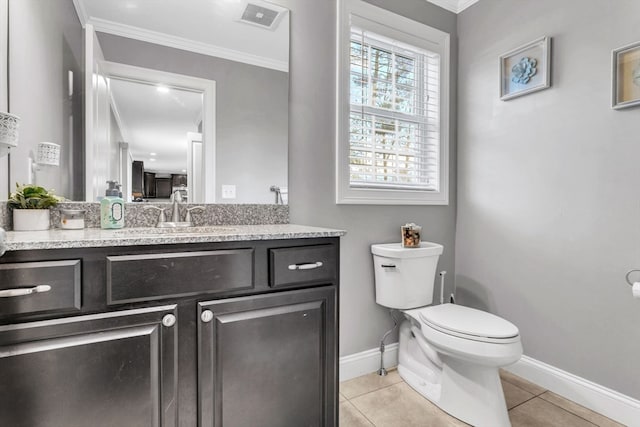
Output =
[{"x1": 500, "y1": 36, "x2": 551, "y2": 101}]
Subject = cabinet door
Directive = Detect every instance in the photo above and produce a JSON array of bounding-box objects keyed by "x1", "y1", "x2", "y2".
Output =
[
  {"x1": 144, "y1": 172, "x2": 156, "y2": 197},
  {"x1": 156, "y1": 178, "x2": 172, "y2": 198},
  {"x1": 0, "y1": 305, "x2": 178, "y2": 427},
  {"x1": 198, "y1": 287, "x2": 337, "y2": 427},
  {"x1": 132, "y1": 161, "x2": 144, "y2": 194}
]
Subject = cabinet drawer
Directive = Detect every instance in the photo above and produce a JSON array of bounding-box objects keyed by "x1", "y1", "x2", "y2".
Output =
[
  {"x1": 269, "y1": 244, "x2": 337, "y2": 288},
  {"x1": 107, "y1": 249, "x2": 254, "y2": 304},
  {"x1": 0, "y1": 260, "x2": 81, "y2": 317}
]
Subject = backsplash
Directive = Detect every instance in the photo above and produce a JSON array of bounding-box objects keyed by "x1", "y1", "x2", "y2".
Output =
[{"x1": 0, "y1": 202, "x2": 289, "y2": 230}]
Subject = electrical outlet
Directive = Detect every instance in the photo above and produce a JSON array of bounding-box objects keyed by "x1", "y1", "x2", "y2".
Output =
[{"x1": 221, "y1": 185, "x2": 236, "y2": 199}]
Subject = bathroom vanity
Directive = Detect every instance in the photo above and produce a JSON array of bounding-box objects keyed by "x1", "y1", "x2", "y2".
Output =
[{"x1": 0, "y1": 225, "x2": 343, "y2": 427}]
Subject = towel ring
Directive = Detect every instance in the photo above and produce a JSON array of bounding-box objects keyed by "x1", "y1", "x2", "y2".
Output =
[{"x1": 624, "y1": 269, "x2": 640, "y2": 286}]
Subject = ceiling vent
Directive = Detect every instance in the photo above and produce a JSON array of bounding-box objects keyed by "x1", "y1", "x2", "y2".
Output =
[{"x1": 238, "y1": 1, "x2": 288, "y2": 30}]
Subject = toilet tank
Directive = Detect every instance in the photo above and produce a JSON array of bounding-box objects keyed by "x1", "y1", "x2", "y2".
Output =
[{"x1": 371, "y1": 242, "x2": 443, "y2": 309}]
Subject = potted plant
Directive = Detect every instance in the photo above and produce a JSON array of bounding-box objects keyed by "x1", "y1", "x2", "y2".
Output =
[{"x1": 8, "y1": 184, "x2": 61, "y2": 231}]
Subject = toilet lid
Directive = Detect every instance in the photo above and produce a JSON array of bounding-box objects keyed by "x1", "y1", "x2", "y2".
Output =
[{"x1": 418, "y1": 304, "x2": 519, "y2": 340}]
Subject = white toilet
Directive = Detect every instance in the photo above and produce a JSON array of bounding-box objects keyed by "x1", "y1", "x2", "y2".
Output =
[{"x1": 371, "y1": 242, "x2": 522, "y2": 427}]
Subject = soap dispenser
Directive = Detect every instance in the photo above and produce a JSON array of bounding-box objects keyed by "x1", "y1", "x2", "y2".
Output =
[{"x1": 101, "y1": 180, "x2": 125, "y2": 229}]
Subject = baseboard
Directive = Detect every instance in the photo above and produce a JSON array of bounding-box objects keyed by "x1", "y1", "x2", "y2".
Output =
[
  {"x1": 339, "y1": 343, "x2": 399, "y2": 382},
  {"x1": 506, "y1": 355, "x2": 640, "y2": 427}
]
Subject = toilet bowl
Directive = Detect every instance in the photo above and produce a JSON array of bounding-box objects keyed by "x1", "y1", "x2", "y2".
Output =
[{"x1": 372, "y1": 242, "x2": 522, "y2": 427}]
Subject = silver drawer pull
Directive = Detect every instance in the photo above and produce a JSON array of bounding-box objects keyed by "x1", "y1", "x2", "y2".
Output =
[
  {"x1": 0, "y1": 285, "x2": 52, "y2": 298},
  {"x1": 288, "y1": 261, "x2": 323, "y2": 271}
]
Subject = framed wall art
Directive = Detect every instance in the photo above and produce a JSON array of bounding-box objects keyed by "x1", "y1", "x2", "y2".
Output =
[
  {"x1": 500, "y1": 36, "x2": 551, "y2": 101},
  {"x1": 612, "y1": 41, "x2": 640, "y2": 109}
]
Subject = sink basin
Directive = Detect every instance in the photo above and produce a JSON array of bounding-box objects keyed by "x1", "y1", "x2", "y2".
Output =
[{"x1": 110, "y1": 226, "x2": 239, "y2": 236}]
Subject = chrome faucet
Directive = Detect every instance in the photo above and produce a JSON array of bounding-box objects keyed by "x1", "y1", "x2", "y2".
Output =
[
  {"x1": 170, "y1": 190, "x2": 183, "y2": 222},
  {"x1": 144, "y1": 191, "x2": 205, "y2": 227}
]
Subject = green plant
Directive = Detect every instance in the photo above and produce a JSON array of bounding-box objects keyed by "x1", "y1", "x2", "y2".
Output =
[{"x1": 8, "y1": 183, "x2": 61, "y2": 209}]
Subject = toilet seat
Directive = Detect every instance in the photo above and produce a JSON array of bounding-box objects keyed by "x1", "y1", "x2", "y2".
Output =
[{"x1": 409, "y1": 304, "x2": 520, "y2": 344}]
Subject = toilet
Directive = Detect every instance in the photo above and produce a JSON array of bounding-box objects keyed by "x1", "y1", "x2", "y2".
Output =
[{"x1": 371, "y1": 242, "x2": 522, "y2": 427}]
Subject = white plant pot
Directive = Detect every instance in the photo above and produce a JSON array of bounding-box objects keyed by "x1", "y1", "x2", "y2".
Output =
[{"x1": 13, "y1": 209, "x2": 51, "y2": 231}]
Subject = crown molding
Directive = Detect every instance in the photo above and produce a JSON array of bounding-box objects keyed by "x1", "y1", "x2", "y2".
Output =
[
  {"x1": 72, "y1": 0, "x2": 287, "y2": 72},
  {"x1": 85, "y1": 17, "x2": 288, "y2": 72},
  {"x1": 426, "y1": 0, "x2": 479, "y2": 13},
  {"x1": 72, "y1": 0, "x2": 88, "y2": 26}
]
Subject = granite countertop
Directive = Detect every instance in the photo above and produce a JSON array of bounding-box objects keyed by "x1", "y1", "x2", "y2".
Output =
[{"x1": 3, "y1": 224, "x2": 346, "y2": 251}]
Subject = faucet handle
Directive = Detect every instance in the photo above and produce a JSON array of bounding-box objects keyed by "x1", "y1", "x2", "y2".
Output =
[
  {"x1": 144, "y1": 206, "x2": 167, "y2": 226},
  {"x1": 185, "y1": 206, "x2": 205, "y2": 224}
]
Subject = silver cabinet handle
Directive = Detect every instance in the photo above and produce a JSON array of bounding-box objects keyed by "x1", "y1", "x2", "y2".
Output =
[
  {"x1": 0, "y1": 285, "x2": 52, "y2": 298},
  {"x1": 288, "y1": 262, "x2": 323, "y2": 271}
]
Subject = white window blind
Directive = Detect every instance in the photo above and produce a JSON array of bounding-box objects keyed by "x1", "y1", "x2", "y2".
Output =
[{"x1": 349, "y1": 27, "x2": 441, "y2": 192}]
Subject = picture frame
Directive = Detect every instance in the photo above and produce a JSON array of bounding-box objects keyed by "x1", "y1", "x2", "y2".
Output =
[
  {"x1": 500, "y1": 36, "x2": 551, "y2": 101},
  {"x1": 612, "y1": 41, "x2": 640, "y2": 109}
]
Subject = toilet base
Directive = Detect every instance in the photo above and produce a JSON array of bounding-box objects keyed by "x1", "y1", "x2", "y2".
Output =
[{"x1": 398, "y1": 321, "x2": 512, "y2": 427}]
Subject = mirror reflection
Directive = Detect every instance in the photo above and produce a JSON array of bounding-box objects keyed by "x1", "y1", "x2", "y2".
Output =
[
  {"x1": 4, "y1": 0, "x2": 289, "y2": 204},
  {"x1": 109, "y1": 77, "x2": 203, "y2": 202}
]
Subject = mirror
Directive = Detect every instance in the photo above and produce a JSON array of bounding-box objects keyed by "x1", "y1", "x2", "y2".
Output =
[{"x1": 4, "y1": 0, "x2": 289, "y2": 204}]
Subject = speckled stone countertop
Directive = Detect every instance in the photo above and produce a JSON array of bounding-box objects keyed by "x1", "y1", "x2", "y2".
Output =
[{"x1": 3, "y1": 224, "x2": 346, "y2": 251}]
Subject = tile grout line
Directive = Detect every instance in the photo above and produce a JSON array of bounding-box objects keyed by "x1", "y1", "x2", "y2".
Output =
[
  {"x1": 507, "y1": 394, "x2": 539, "y2": 412},
  {"x1": 502, "y1": 377, "x2": 607, "y2": 426},
  {"x1": 344, "y1": 380, "x2": 404, "y2": 427},
  {"x1": 342, "y1": 398, "x2": 378, "y2": 427},
  {"x1": 501, "y1": 376, "x2": 548, "y2": 397},
  {"x1": 537, "y1": 397, "x2": 604, "y2": 427},
  {"x1": 341, "y1": 380, "x2": 404, "y2": 401}
]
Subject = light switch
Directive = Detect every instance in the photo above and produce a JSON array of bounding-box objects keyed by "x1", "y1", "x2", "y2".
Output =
[{"x1": 222, "y1": 185, "x2": 236, "y2": 199}]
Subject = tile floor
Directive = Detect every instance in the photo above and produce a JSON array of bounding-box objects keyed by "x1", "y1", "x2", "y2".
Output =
[{"x1": 339, "y1": 369, "x2": 624, "y2": 427}]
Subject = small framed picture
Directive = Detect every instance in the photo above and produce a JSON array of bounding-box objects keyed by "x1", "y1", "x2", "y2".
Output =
[
  {"x1": 612, "y1": 41, "x2": 640, "y2": 109},
  {"x1": 500, "y1": 36, "x2": 551, "y2": 101}
]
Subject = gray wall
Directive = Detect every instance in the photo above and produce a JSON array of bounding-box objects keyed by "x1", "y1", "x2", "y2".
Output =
[
  {"x1": 284, "y1": 0, "x2": 458, "y2": 356},
  {"x1": 8, "y1": 0, "x2": 83, "y2": 200},
  {"x1": 457, "y1": 0, "x2": 640, "y2": 399},
  {"x1": 97, "y1": 33, "x2": 288, "y2": 204}
]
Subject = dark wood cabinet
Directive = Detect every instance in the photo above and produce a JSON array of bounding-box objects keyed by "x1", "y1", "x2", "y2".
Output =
[
  {"x1": 172, "y1": 174, "x2": 187, "y2": 188},
  {"x1": 156, "y1": 178, "x2": 172, "y2": 198},
  {"x1": 144, "y1": 172, "x2": 156, "y2": 198},
  {"x1": 0, "y1": 237, "x2": 339, "y2": 427},
  {"x1": 0, "y1": 305, "x2": 178, "y2": 427},
  {"x1": 132, "y1": 160, "x2": 144, "y2": 195},
  {"x1": 198, "y1": 286, "x2": 336, "y2": 427}
]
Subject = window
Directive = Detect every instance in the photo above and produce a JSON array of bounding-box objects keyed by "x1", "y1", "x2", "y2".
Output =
[{"x1": 337, "y1": 0, "x2": 450, "y2": 205}]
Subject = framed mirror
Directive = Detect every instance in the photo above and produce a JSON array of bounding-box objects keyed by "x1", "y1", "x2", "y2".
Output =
[{"x1": 3, "y1": 0, "x2": 289, "y2": 204}]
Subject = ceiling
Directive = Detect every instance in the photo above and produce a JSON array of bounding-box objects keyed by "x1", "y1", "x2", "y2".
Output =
[
  {"x1": 109, "y1": 78, "x2": 203, "y2": 174},
  {"x1": 73, "y1": 0, "x2": 289, "y2": 71}
]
